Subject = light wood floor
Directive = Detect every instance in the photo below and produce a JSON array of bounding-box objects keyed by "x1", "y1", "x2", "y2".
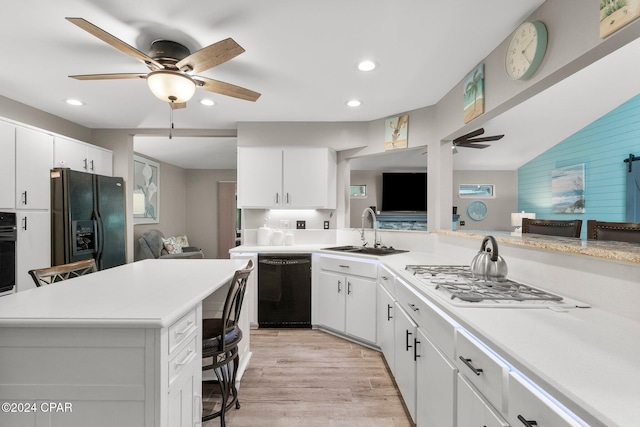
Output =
[{"x1": 203, "y1": 328, "x2": 414, "y2": 427}]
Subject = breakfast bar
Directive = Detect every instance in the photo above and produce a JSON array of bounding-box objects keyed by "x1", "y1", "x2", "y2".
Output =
[{"x1": 0, "y1": 259, "x2": 246, "y2": 427}]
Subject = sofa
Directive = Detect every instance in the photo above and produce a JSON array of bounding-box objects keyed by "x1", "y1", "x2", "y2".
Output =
[{"x1": 137, "y1": 229, "x2": 204, "y2": 260}]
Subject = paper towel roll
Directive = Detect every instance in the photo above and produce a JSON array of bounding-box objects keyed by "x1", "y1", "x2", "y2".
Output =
[
  {"x1": 284, "y1": 233, "x2": 294, "y2": 246},
  {"x1": 257, "y1": 226, "x2": 272, "y2": 246}
]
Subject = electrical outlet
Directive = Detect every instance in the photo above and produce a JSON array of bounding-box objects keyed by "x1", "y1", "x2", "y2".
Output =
[
  {"x1": 324, "y1": 221, "x2": 330, "y2": 229},
  {"x1": 459, "y1": 221, "x2": 465, "y2": 227},
  {"x1": 296, "y1": 220, "x2": 306, "y2": 229}
]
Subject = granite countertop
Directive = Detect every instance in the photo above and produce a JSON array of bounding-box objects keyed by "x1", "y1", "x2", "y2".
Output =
[{"x1": 437, "y1": 229, "x2": 640, "y2": 264}]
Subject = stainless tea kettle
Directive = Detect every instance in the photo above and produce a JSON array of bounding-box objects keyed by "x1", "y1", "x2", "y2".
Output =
[{"x1": 470, "y1": 235, "x2": 508, "y2": 281}]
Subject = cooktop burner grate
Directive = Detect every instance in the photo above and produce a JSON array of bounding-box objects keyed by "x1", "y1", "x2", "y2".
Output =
[{"x1": 405, "y1": 265, "x2": 564, "y2": 304}]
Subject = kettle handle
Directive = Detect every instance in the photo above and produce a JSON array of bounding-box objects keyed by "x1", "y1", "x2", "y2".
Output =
[{"x1": 480, "y1": 236, "x2": 499, "y2": 262}]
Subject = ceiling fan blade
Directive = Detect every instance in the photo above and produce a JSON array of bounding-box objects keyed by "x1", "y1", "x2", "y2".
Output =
[
  {"x1": 176, "y1": 38, "x2": 245, "y2": 74},
  {"x1": 170, "y1": 102, "x2": 187, "y2": 110},
  {"x1": 69, "y1": 73, "x2": 147, "y2": 80},
  {"x1": 66, "y1": 17, "x2": 164, "y2": 70},
  {"x1": 457, "y1": 142, "x2": 490, "y2": 149},
  {"x1": 194, "y1": 76, "x2": 261, "y2": 102},
  {"x1": 453, "y1": 128, "x2": 484, "y2": 143},
  {"x1": 464, "y1": 134, "x2": 505, "y2": 143}
]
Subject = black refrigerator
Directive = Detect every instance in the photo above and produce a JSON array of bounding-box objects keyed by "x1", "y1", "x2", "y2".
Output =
[{"x1": 51, "y1": 168, "x2": 126, "y2": 270}]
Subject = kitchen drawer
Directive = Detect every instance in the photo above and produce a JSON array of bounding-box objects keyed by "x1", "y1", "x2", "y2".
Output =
[
  {"x1": 456, "y1": 328, "x2": 509, "y2": 414},
  {"x1": 168, "y1": 335, "x2": 198, "y2": 387},
  {"x1": 458, "y1": 374, "x2": 509, "y2": 427},
  {"x1": 396, "y1": 278, "x2": 456, "y2": 360},
  {"x1": 378, "y1": 264, "x2": 395, "y2": 294},
  {"x1": 319, "y1": 255, "x2": 377, "y2": 279},
  {"x1": 508, "y1": 372, "x2": 585, "y2": 427},
  {"x1": 168, "y1": 309, "x2": 197, "y2": 355}
]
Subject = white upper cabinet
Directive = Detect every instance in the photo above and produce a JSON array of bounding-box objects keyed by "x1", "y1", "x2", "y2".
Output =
[
  {"x1": 237, "y1": 146, "x2": 336, "y2": 209},
  {"x1": 0, "y1": 122, "x2": 15, "y2": 209},
  {"x1": 54, "y1": 137, "x2": 113, "y2": 176},
  {"x1": 15, "y1": 126, "x2": 53, "y2": 210}
]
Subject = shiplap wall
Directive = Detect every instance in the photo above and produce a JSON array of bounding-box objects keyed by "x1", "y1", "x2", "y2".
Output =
[{"x1": 518, "y1": 93, "x2": 640, "y2": 239}]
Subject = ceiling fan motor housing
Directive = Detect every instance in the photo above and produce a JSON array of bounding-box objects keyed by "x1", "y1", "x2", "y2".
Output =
[{"x1": 148, "y1": 40, "x2": 191, "y2": 69}]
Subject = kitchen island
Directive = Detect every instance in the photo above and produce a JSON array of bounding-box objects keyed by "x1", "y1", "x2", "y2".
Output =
[{"x1": 0, "y1": 258, "x2": 247, "y2": 427}]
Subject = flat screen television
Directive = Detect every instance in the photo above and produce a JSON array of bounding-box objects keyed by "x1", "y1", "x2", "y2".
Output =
[{"x1": 381, "y1": 172, "x2": 427, "y2": 212}]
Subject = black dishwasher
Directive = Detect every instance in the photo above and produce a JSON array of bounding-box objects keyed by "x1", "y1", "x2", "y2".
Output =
[{"x1": 258, "y1": 254, "x2": 311, "y2": 328}]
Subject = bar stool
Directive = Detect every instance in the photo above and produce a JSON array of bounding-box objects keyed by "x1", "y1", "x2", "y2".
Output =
[
  {"x1": 202, "y1": 260, "x2": 253, "y2": 426},
  {"x1": 28, "y1": 259, "x2": 97, "y2": 287}
]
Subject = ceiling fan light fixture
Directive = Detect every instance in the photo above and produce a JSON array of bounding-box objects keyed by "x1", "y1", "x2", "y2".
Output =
[{"x1": 147, "y1": 70, "x2": 196, "y2": 103}]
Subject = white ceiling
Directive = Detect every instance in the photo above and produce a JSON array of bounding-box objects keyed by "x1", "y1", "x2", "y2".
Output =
[{"x1": 0, "y1": 0, "x2": 548, "y2": 169}]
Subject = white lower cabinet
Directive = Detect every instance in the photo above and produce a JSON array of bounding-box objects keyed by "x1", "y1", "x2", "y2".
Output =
[
  {"x1": 377, "y1": 283, "x2": 395, "y2": 375},
  {"x1": 16, "y1": 211, "x2": 50, "y2": 292},
  {"x1": 167, "y1": 344, "x2": 200, "y2": 427},
  {"x1": 416, "y1": 329, "x2": 457, "y2": 427},
  {"x1": 394, "y1": 303, "x2": 417, "y2": 422},
  {"x1": 458, "y1": 374, "x2": 509, "y2": 427},
  {"x1": 316, "y1": 255, "x2": 378, "y2": 344},
  {"x1": 508, "y1": 372, "x2": 584, "y2": 427}
]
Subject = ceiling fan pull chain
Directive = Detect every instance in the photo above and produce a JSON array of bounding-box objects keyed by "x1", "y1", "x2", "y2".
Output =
[{"x1": 168, "y1": 97, "x2": 176, "y2": 140}]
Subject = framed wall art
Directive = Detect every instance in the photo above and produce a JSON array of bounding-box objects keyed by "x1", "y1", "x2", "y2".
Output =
[
  {"x1": 463, "y1": 64, "x2": 484, "y2": 123},
  {"x1": 384, "y1": 114, "x2": 409, "y2": 150},
  {"x1": 552, "y1": 163, "x2": 585, "y2": 214},
  {"x1": 600, "y1": 0, "x2": 640, "y2": 38},
  {"x1": 133, "y1": 154, "x2": 160, "y2": 224}
]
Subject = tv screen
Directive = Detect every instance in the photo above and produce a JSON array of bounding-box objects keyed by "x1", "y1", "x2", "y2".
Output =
[{"x1": 381, "y1": 172, "x2": 427, "y2": 212}]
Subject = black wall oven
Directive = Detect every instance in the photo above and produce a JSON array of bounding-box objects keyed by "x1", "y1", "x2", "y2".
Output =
[{"x1": 0, "y1": 212, "x2": 17, "y2": 294}]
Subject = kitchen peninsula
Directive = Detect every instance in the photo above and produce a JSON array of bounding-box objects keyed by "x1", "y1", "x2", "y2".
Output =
[{"x1": 0, "y1": 259, "x2": 247, "y2": 427}]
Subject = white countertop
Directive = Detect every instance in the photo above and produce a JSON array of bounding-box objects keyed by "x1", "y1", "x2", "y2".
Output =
[{"x1": 0, "y1": 259, "x2": 246, "y2": 328}]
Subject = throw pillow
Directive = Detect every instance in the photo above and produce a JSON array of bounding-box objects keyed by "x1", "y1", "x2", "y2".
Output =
[
  {"x1": 162, "y1": 237, "x2": 183, "y2": 254},
  {"x1": 174, "y1": 235, "x2": 190, "y2": 247}
]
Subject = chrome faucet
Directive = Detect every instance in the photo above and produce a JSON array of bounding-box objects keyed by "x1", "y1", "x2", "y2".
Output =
[{"x1": 361, "y1": 207, "x2": 379, "y2": 247}]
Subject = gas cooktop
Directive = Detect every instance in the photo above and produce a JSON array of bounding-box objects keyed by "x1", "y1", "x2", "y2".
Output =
[{"x1": 404, "y1": 265, "x2": 588, "y2": 309}]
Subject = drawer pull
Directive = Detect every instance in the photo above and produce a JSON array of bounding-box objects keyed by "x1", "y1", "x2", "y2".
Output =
[
  {"x1": 174, "y1": 349, "x2": 195, "y2": 369},
  {"x1": 381, "y1": 275, "x2": 389, "y2": 281},
  {"x1": 405, "y1": 330, "x2": 413, "y2": 351},
  {"x1": 387, "y1": 304, "x2": 393, "y2": 321},
  {"x1": 459, "y1": 356, "x2": 483, "y2": 375},
  {"x1": 517, "y1": 415, "x2": 538, "y2": 426},
  {"x1": 408, "y1": 303, "x2": 419, "y2": 312},
  {"x1": 174, "y1": 319, "x2": 194, "y2": 337},
  {"x1": 338, "y1": 264, "x2": 350, "y2": 268}
]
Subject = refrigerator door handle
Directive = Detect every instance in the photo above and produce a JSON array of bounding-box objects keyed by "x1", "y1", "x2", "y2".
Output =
[{"x1": 94, "y1": 213, "x2": 104, "y2": 268}]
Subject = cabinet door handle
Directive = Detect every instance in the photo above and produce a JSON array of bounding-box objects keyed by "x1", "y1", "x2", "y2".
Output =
[
  {"x1": 90, "y1": 159, "x2": 95, "y2": 171},
  {"x1": 414, "y1": 338, "x2": 421, "y2": 361},
  {"x1": 337, "y1": 280, "x2": 342, "y2": 293},
  {"x1": 517, "y1": 415, "x2": 538, "y2": 426},
  {"x1": 21, "y1": 191, "x2": 27, "y2": 206},
  {"x1": 83, "y1": 158, "x2": 88, "y2": 170},
  {"x1": 22, "y1": 216, "x2": 27, "y2": 231},
  {"x1": 175, "y1": 319, "x2": 194, "y2": 337},
  {"x1": 387, "y1": 304, "x2": 393, "y2": 321},
  {"x1": 381, "y1": 275, "x2": 389, "y2": 281},
  {"x1": 275, "y1": 193, "x2": 279, "y2": 204},
  {"x1": 408, "y1": 303, "x2": 419, "y2": 312},
  {"x1": 286, "y1": 192, "x2": 290, "y2": 204},
  {"x1": 347, "y1": 281, "x2": 352, "y2": 295},
  {"x1": 405, "y1": 330, "x2": 413, "y2": 351},
  {"x1": 459, "y1": 356, "x2": 483, "y2": 376},
  {"x1": 174, "y1": 349, "x2": 195, "y2": 368}
]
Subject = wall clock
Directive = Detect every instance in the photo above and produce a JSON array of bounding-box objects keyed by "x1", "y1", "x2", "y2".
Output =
[
  {"x1": 505, "y1": 21, "x2": 548, "y2": 80},
  {"x1": 467, "y1": 200, "x2": 488, "y2": 221}
]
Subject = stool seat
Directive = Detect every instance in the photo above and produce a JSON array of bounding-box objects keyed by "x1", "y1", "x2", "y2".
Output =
[{"x1": 202, "y1": 319, "x2": 243, "y2": 353}]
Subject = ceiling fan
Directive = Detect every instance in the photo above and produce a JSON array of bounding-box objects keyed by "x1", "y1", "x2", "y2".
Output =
[
  {"x1": 452, "y1": 128, "x2": 504, "y2": 153},
  {"x1": 66, "y1": 17, "x2": 261, "y2": 109}
]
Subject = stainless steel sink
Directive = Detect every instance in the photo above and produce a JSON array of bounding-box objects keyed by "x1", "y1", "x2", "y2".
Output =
[{"x1": 322, "y1": 245, "x2": 408, "y2": 256}]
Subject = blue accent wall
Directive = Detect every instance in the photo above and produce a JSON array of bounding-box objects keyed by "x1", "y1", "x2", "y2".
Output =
[{"x1": 517, "y1": 93, "x2": 640, "y2": 239}]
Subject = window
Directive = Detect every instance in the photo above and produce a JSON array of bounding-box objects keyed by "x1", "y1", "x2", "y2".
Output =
[
  {"x1": 350, "y1": 185, "x2": 367, "y2": 198},
  {"x1": 459, "y1": 184, "x2": 495, "y2": 198}
]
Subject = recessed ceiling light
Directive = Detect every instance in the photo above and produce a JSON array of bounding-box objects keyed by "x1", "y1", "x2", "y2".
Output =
[
  {"x1": 346, "y1": 99, "x2": 362, "y2": 107},
  {"x1": 200, "y1": 99, "x2": 215, "y2": 106},
  {"x1": 65, "y1": 99, "x2": 84, "y2": 106},
  {"x1": 357, "y1": 60, "x2": 377, "y2": 71}
]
